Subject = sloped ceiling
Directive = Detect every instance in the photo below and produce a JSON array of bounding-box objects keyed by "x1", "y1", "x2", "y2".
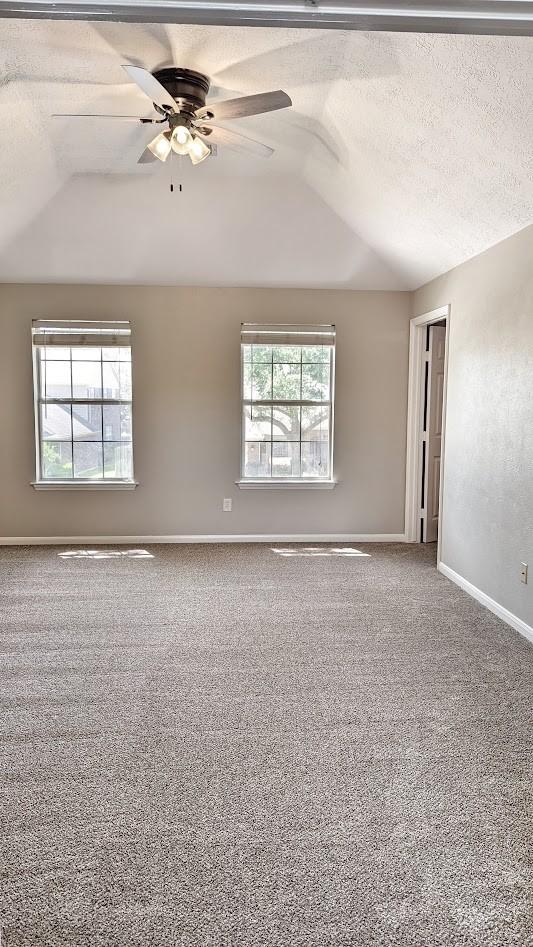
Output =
[{"x1": 0, "y1": 20, "x2": 532, "y2": 288}]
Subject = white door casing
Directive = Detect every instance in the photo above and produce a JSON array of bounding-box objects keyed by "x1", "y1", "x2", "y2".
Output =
[{"x1": 422, "y1": 325, "x2": 446, "y2": 543}]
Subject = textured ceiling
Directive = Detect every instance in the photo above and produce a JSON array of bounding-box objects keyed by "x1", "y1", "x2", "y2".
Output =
[{"x1": 0, "y1": 20, "x2": 532, "y2": 288}]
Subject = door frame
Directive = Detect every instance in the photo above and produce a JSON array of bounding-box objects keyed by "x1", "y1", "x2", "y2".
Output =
[{"x1": 404, "y1": 305, "x2": 450, "y2": 562}]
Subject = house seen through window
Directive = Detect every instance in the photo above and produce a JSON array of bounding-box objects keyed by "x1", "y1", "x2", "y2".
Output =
[{"x1": 32, "y1": 320, "x2": 133, "y2": 483}]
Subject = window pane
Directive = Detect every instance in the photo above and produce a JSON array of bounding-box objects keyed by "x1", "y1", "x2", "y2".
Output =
[
  {"x1": 242, "y1": 361, "x2": 252, "y2": 400},
  {"x1": 103, "y1": 362, "x2": 131, "y2": 399},
  {"x1": 103, "y1": 404, "x2": 132, "y2": 441},
  {"x1": 244, "y1": 441, "x2": 271, "y2": 478},
  {"x1": 244, "y1": 405, "x2": 271, "y2": 441},
  {"x1": 102, "y1": 346, "x2": 130, "y2": 361},
  {"x1": 41, "y1": 441, "x2": 72, "y2": 479},
  {"x1": 42, "y1": 346, "x2": 70, "y2": 360},
  {"x1": 102, "y1": 362, "x2": 120, "y2": 399},
  {"x1": 272, "y1": 442, "x2": 300, "y2": 478},
  {"x1": 301, "y1": 440, "x2": 330, "y2": 478},
  {"x1": 301, "y1": 362, "x2": 330, "y2": 401},
  {"x1": 241, "y1": 344, "x2": 252, "y2": 363},
  {"x1": 273, "y1": 363, "x2": 301, "y2": 400},
  {"x1": 42, "y1": 360, "x2": 72, "y2": 400},
  {"x1": 73, "y1": 442, "x2": 103, "y2": 479},
  {"x1": 272, "y1": 345, "x2": 301, "y2": 363},
  {"x1": 301, "y1": 405, "x2": 330, "y2": 441},
  {"x1": 272, "y1": 405, "x2": 300, "y2": 441},
  {"x1": 72, "y1": 361, "x2": 102, "y2": 399},
  {"x1": 71, "y1": 346, "x2": 101, "y2": 361},
  {"x1": 41, "y1": 403, "x2": 72, "y2": 440},
  {"x1": 72, "y1": 404, "x2": 102, "y2": 441},
  {"x1": 117, "y1": 361, "x2": 132, "y2": 398},
  {"x1": 301, "y1": 345, "x2": 330, "y2": 364},
  {"x1": 251, "y1": 345, "x2": 272, "y2": 363},
  {"x1": 104, "y1": 442, "x2": 133, "y2": 479},
  {"x1": 250, "y1": 362, "x2": 272, "y2": 400}
]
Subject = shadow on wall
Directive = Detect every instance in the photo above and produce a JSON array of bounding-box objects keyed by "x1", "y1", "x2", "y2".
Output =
[{"x1": 0, "y1": 169, "x2": 404, "y2": 289}]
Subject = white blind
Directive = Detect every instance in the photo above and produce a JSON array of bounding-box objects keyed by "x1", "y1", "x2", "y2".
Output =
[
  {"x1": 32, "y1": 320, "x2": 131, "y2": 348},
  {"x1": 241, "y1": 323, "x2": 335, "y2": 347}
]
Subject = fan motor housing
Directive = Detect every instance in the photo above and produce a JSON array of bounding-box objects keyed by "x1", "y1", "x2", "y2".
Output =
[{"x1": 153, "y1": 68, "x2": 210, "y2": 113}]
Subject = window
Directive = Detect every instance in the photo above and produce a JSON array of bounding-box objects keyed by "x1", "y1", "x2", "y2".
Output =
[
  {"x1": 240, "y1": 323, "x2": 336, "y2": 483},
  {"x1": 32, "y1": 320, "x2": 134, "y2": 485}
]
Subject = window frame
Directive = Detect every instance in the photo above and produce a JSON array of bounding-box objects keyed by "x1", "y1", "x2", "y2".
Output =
[
  {"x1": 238, "y1": 327, "x2": 336, "y2": 488},
  {"x1": 31, "y1": 321, "x2": 137, "y2": 490}
]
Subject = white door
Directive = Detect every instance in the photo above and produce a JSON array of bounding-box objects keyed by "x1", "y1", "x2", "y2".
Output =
[{"x1": 422, "y1": 325, "x2": 446, "y2": 543}]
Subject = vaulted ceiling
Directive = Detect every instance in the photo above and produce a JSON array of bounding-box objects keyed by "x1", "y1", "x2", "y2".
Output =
[{"x1": 0, "y1": 19, "x2": 532, "y2": 288}]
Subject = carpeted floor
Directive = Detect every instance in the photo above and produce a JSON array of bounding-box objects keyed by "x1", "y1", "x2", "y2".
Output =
[{"x1": 0, "y1": 542, "x2": 531, "y2": 947}]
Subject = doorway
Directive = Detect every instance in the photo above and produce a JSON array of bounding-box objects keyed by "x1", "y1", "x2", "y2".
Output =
[
  {"x1": 404, "y1": 306, "x2": 450, "y2": 560},
  {"x1": 421, "y1": 320, "x2": 446, "y2": 542}
]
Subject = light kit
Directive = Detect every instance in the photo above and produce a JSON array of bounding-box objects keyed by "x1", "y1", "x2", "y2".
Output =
[{"x1": 146, "y1": 124, "x2": 211, "y2": 165}]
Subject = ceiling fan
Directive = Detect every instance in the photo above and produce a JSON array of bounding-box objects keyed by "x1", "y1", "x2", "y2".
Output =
[{"x1": 53, "y1": 65, "x2": 292, "y2": 166}]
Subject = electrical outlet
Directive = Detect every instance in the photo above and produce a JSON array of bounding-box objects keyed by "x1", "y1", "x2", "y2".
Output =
[
  {"x1": 520, "y1": 562, "x2": 528, "y2": 584},
  {"x1": 223, "y1": 498, "x2": 232, "y2": 512}
]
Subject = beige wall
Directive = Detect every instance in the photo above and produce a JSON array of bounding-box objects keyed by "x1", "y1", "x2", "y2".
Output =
[
  {"x1": 415, "y1": 224, "x2": 533, "y2": 627},
  {"x1": 0, "y1": 285, "x2": 411, "y2": 539}
]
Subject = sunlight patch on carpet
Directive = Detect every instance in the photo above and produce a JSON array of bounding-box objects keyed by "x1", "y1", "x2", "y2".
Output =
[{"x1": 271, "y1": 546, "x2": 371, "y2": 558}]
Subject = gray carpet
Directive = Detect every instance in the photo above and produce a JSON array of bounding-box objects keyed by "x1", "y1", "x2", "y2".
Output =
[{"x1": 0, "y1": 542, "x2": 531, "y2": 947}]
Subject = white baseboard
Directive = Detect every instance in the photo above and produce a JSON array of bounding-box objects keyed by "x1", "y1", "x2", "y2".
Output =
[
  {"x1": 438, "y1": 561, "x2": 533, "y2": 645},
  {"x1": 0, "y1": 532, "x2": 406, "y2": 546}
]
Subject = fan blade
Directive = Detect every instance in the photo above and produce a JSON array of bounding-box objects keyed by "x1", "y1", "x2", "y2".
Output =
[
  {"x1": 199, "y1": 126, "x2": 273, "y2": 159},
  {"x1": 51, "y1": 114, "x2": 154, "y2": 122},
  {"x1": 195, "y1": 90, "x2": 291, "y2": 123},
  {"x1": 122, "y1": 64, "x2": 177, "y2": 112},
  {"x1": 138, "y1": 146, "x2": 159, "y2": 165}
]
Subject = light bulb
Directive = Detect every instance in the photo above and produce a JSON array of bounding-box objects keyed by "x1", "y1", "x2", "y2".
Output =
[
  {"x1": 171, "y1": 125, "x2": 193, "y2": 155},
  {"x1": 188, "y1": 135, "x2": 211, "y2": 165},
  {"x1": 147, "y1": 131, "x2": 171, "y2": 162}
]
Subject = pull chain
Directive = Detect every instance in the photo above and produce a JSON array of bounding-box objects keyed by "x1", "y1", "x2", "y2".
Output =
[{"x1": 169, "y1": 151, "x2": 182, "y2": 193}]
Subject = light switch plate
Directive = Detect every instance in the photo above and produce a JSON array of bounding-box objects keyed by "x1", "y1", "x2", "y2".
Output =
[
  {"x1": 223, "y1": 498, "x2": 232, "y2": 512},
  {"x1": 520, "y1": 562, "x2": 528, "y2": 584}
]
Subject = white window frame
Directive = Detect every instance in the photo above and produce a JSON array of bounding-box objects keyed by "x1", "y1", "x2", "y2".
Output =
[
  {"x1": 237, "y1": 323, "x2": 337, "y2": 490},
  {"x1": 31, "y1": 320, "x2": 137, "y2": 490}
]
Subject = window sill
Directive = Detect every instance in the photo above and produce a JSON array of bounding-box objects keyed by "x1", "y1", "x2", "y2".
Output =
[
  {"x1": 236, "y1": 479, "x2": 337, "y2": 490},
  {"x1": 31, "y1": 480, "x2": 138, "y2": 491}
]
